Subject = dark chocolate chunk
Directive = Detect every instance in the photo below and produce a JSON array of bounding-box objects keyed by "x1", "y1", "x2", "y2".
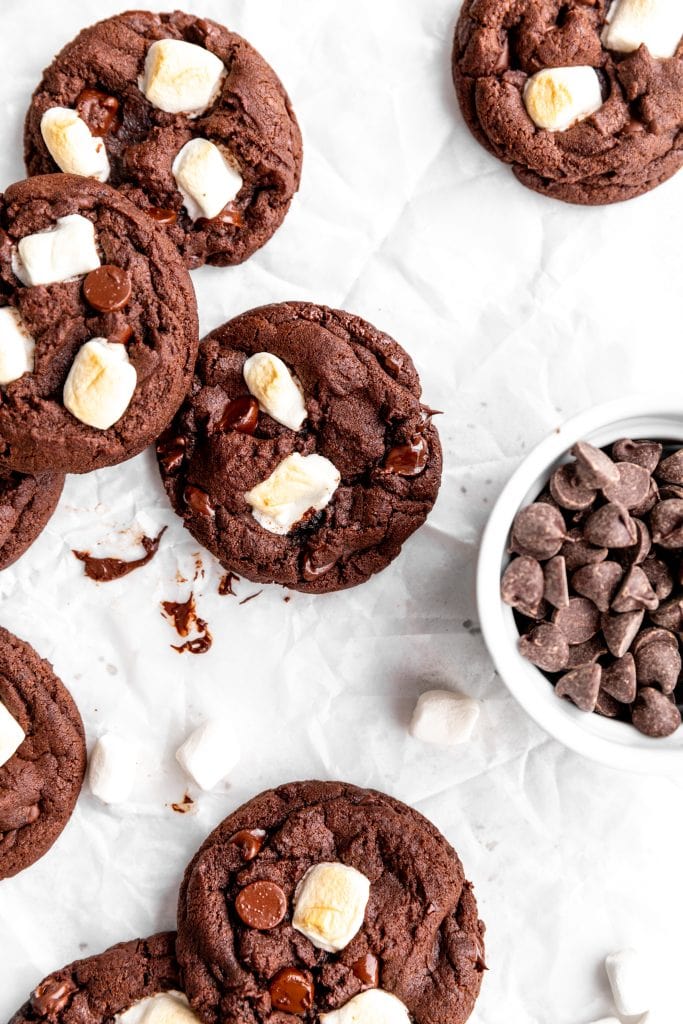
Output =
[{"x1": 270, "y1": 968, "x2": 315, "y2": 1014}]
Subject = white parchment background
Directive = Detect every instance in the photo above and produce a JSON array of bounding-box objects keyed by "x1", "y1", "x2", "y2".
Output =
[{"x1": 0, "y1": 1, "x2": 681, "y2": 1021}]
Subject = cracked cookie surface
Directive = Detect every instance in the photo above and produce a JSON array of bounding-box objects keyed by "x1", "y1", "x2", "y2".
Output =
[{"x1": 0, "y1": 469, "x2": 63, "y2": 570}]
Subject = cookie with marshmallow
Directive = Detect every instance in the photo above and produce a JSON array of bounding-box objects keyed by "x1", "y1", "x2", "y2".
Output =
[
  {"x1": 0, "y1": 626, "x2": 86, "y2": 880},
  {"x1": 25, "y1": 10, "x2": 302, "y2": 268},
  {"x1": 0, "y1": 174, "x2": 198, "y2": 474},
  {"x1": 157, "y1": 302, "x2": 442, "y2": 594},
  {"x1": 177, "y1": 781, "x2": 486, "y2": 1024}
]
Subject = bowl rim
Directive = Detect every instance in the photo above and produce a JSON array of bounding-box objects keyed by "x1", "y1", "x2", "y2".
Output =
[{"x1": 476, "y1": 396, "x2": 683, "y2": 775}]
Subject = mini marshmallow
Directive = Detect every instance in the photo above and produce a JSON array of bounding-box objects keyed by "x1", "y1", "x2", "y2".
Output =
[
  {"x1": 293, "y1": 862, "x2": 370, "y2": 953},
  {"x1": 409, "y1": 690, "x2": 480, "y2": 747},
  {"x1": 116, "y1": 992, "x2": 201, "y2": 1024},
  {"x1": 13, "y1": 214, "x2": 101, "y2": 287},
  {"x1": 0, "y1": 701, "x2": 25, "y2": 769},
  {"x1": 523, "y1": 66, "x2": 603, "y2": 132},
  {"x1": 141, "y1": 38, "x2": 226, "y2": 115},
  {"x1": 175, "y1": 719, "x2": 240, "y2": 791},
  {"x1": 40, "y1": 107, "x2": 110, "y2": 182},
  {"x1": 0, "y1": 307, "x2": 35, "y2": 385},
  {"x1": 63, "y1": 338, "x2": 137, "y2": 430},
  {"x1": 88, "y1": 733, "x2": 137, "y2": 805},
  {"x1": 172, "y1": 138, "x2": 243, "y2": 221},
  {"x1": 320, "y1": 991, "x2": 411, "y2": 1024},
  {"x1": 605, "y1": 948, "x2": 654, "y2": 1017},
  {"x1": 603, "y1": 0, "x2": 683, "y2": 60},
  {"x1": 243, "y1": 352, "x2": 307, "y2": 430},
  {"x1": 245, "y1": 452, "x2": 341, "y2": 535}
]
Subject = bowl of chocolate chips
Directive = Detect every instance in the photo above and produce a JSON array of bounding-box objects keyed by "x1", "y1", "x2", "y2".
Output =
[{"x1": 477, "y1": 399, "x2": 683, "y2": 773}]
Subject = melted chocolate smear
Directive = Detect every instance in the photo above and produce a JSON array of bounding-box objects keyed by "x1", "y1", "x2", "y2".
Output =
[
  {"x1": 161, "y1": 593, "x2": 213, "y2": 655},
  {"x1": 171, "y1": 793, "x2": 195, "y2": 814},
  {"x1": 219, "y1": 571, "x2": 240, "y2": 596},
  {"x1": 239, "y1": 590, "x2": 263, "y2": 606},
  {"x1": 74, "y1": 528, "x2": 166, "y2": 582}
]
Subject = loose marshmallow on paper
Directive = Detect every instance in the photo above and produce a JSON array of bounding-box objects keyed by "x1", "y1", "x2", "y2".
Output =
[
  {"x1": 175, "y1": 719, "x2": 240, "y2": 791},
  {"x1": 320, "y1": 991, "x2": 411, "y2": 1024},
  {"x1": 13, "y1": 214, "x2": 101, "y2": 287},
  {"x1": 524, "y1": 67, "x2": 603, "y2": 132},
  {"x1": 0, "y1": 307, "x2": 35, "y2": 386},
  {"x1": 603, "y1": 0, "x2": 683, "y2": 60},
  {"x1": 245, "y1": 453, "x2": 340, "y2": 535},
  {"x1": 605, "y1": 948, "x2": 654, "y2": 1018},
  {"x1": 140, "y1": 39, "x2": 226, "y2": 115},
  {"x1": 116, "y1": 992, "x2": 201, "y2": 1024},
  {"x1": 63, "y1": 339, "x2": 137, "y2": 430},
  {"x1": 89, "y1": 734, "x2": 137, "y2": 805},
  {"x1": 243, "y1": 352, "x2": 307, "y2": 430},
  {"x1": 40, "y1": 107, "x2": 110, "y2": 182},
  {"x1": 410, "y1": 690, "x2": 480, "y2": 747},
  {"x1": 293, "y1": 862, "x2": 370, "y2": 953},
  {"x1": 0, "y1": 702, "x2": 25, "y2": 769},
  {"x1": 172, "y1": 138, "x2": 243, "y2": 221}
]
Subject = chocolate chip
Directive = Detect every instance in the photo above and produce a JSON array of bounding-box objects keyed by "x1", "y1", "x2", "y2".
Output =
[
  {"x1": 560, "y1": 529, "x2": 608, "y2": 572},
  {"x1": 611, "y1": 565, "x2": 659, "y2": 614},
  {"x1": 611, "y1": 439, "x2": 662, "y2": 474},
  {"x1": 634, "y1": 638, "x2": 681, "y2": 695},
  {"x1": 658, "y1": 483, "x2": 683, "y2": 501},
  {"x1": 651, "y1": 500, "x2": 683, "y2": 549},
  {"x1": 511, "y1": 503, "x2": 566, "y2": 560},
  {"x1": 83, "y1": 265, "x2": 132, "y2": 313},
  {"x1": 543, "y1": 555, "x2": 569, "y2": 609},
  {"x1": 31, "y1": 979, "x2": 76, "y2": 1016},
  {"x1": 552, "y1": 597, "x2": 600, "y2": 644},
  {"x1": 572, "y1": 441, "x2": 619, "y2": 489},
  {"x1": 617, "y1": 519, "x2": 651, "y2": 566},
  {"x1": 571, "y1": 561, "x2": 623, "y2": 612},
  {"x1": 75, "y1": 88, "x2": 121, "y2": 136},
  {"x1": 650, "y1": 596, "x2": 683, "y2": 630},
  {"x1": 656, "y1": 450, "x2": 683, "y2": 485},
  {"x1": 566, "y1": 635, "x2": 607, "y2": 669},
  {"x1": 501, "y1": 556, "x2": 544, "y2": 615},
  {"x1": 156, "y1": 433, "x2": 185, "y2": 474},
  {"x1": 302, "y1": 552, "x2": 339, "y2": 582},
  {"x1": 269, "y1": 968, "x2": 315, "y2": 1014},
  {"x1": 602, "y1": 462, "x2": 652, "y2": 509},
  {"x1": 632, "y1": 688, "x2": 681, "y2": 737},
  {"x1": 601, "y1": 609, "x2": 644, "y2": 658},
  {"x1": 230, "y1": 829, "x2": 265, "y2": 861},
  {"x1": 595, "y1": 689, "x2": 620, "y2": 718},
  {"x1": 632, "y1": 627, "x2": 678, "y2": 656},
  {"x1": 235, "y1": 880, "x2": 287, "y2": 930},
  {"x1": 641, "y1": 555, "x2": 674, "y2": 600},
  {"x1": 108, "y1": 323, "x2": 133, "y2": 346},
  {"x1": 555, "y1": 664, "x2": 601, "y2": 712},
  {"x1": 601, "y1": 653, "x2": 637, "y2": 703},
  {"x1": 630, "y1": 478, "x2": 659, "y2": 517},
  {"x1": 218, "y1": 395, "x2": 259, "y2": 435},
  {"x1": 384, "y1": 435, "x2": 429, "y2": 476},
  {"x1": 184, "y1": 484, "x2": 215, "y2": 517},
  {"x1": 518, "y1": 623, "x2": 569, "y2": 672},
  {"x1": 583, "y1": 503, "x2": 637, "y2": 549},
  {"x1": 351, "y1": 954, "x2": 380, "y2": 988},
  {"x1": 148, "y1": 206, "x2": 178, "y2": 224},
  {"x1": 549, "y1": 464, "x2": 596, "y2": 510}
]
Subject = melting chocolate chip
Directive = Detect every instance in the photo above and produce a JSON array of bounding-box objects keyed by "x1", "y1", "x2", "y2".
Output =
[
  {"x1": 75, "y1": 88, "x2": 121, "y2": 136},
  {"x1": 147, "y1": 207, "x2": 178, "y2": 224},
  {"x1": 303, "y1": 552, "x2": 338, "y2": 582},
  {"x1": 184, "y1": 484, "x2": 215, "y2": 517},
  {"x1": 384, "y1": 435, "x2": 429, "y2": 476},
  {"x1": 73, "y1": 527, "x2": 165, "y2": 582},
  {"x1": 270, "y1": 968, "x2": 315, "y2": 1015},
  {"x1": 202, "y1": 206, "x2": 245, "y2": 228},
  {"x1": 108, "y1": 324, "x2": 133, "y2": 346},
  {"x1": 236, "y1": 880, "x2": 287, "y2": 930},
  {"x1": 218, "y1": 395, "x2": 259, "y2": 435},
  {"x1": 230, "y1": 829, "x2": 265, "y2": 861},
  {"x1": 83, "y1": 265, "x2": 132, "y2": 313},
  {"x1": 219, "y1": 571, "x2": 240, "y2": 596},
  {"x1": 161, "y1": 593, "x2": 212, "y2": 655},
  {"x1": 156, "y1": 432, "x2": 186, "y2": 474},
  {"x1": 351, "y1": 954, "x2": 380, "y2": 988},
  {"x1": 31, "y1": 979, "x2": 76, "y2": 1016}
]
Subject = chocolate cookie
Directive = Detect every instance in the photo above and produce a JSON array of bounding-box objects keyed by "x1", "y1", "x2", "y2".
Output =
[
  {"x1": 0, "y1": 174, "x2": 198, "y2": 474},
  {"x1": 177, "y1": 781, "x2": 486, "y2": 1024},
  {"x1": 156, "y1": 302, "x2": 442, "y2": 594},
  {"x1": 0, "y1": 470, "x2": 64, "y2": 570},
  {"x1": 9, "y1": 933, "x2": 185, "y2": 1024},
  {"x1": 0, "y1": 627, "x2": 86, "y2": 879},
  {"x1": 453, "y1": 0, "x2": 683, "y2": 204},
  {"x1": 25, "y1": 10, "x2": 303, "y2": 269}
]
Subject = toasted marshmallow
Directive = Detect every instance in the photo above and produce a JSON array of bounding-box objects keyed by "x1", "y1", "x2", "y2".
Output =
[
  {"x1": 0, "y1": 307, "x2": 35, "y2": 385},
  {"x1": 141, "y1": 38, "x2": 226, "y2": 115},
  {"x1": 524, "y1": 66, "x2": 603, "y2": 131},
  {"x1": 116, "y1": 992, "x2": 201, "y2": 1024},
  {"x1": 243, "y1": 352, "x2": 307, "y2": 430},
  {"x1": 172, "y1": 138, "x2": 243, "y2": 221},
  {"x1": 13, "y1": 214, "x2": 101, "y2": 287},
  {"x1": 605, "y1": 948, "x2": 654, "y2": 1018},
  {"x1": 293, "y1": 862, "x2": 370, "y2": 953},
  {"x1": 320, "y1": 992, "x2": 410, "y2": 1024},
  {"x1": 63, "y1": 338, "x2": 137, "y2": 430},
  {"x1": 40, "y1": 107, "x2": 110, "y2": 182},
  {"x1": 603, "y1": 0, "x2": 683, "y2": 59},
  {"x1": 88, "y1": 733, "x2": 137, "y2": 805},
  {"x1": 175, "y1": 719, "x2": 240, "y2": 791},
  {"x1": 245, "y1": 453, "x2": 340, "y2": 535},
  {"x1": 0, "y1": 702, "x2": 25, "y2": 769},
  {"x1": 409, "y1": 690, "x2": 480, "y2": 747}
]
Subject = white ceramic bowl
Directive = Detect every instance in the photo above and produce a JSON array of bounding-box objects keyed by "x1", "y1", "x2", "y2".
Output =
[{"x1": 477, "y1": 397, "x2": 683, "y2": 774}]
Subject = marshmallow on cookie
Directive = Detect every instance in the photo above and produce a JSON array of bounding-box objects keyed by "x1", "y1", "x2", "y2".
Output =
[
  {"x1": 524, "y1": 67, "x2": 603, "y2": 132},
  {"x1": 293, "y1": 862, "x2": 370, "y2": 953},
  {"x1": 140, "y1": 38, "x2": 226, "y2": 115},
  {"x1": 12, "y1": 215, "x2": 101, "y2": 287},
  {"x1": 245, "y1": 453, "x2": 340, "y2": 535},
  {"x1": 0, "y1": 702, "x2": 25, "y2": 768},
  {"x1": 321, "y1": 991, "x2": 411, "y2": 1024},
  {"x1": 243, "y1": 352, "x2": 307, "y2": 430},
  {"x1": 603, "y1": 0, "x2": 683, "y2": 60},
  {"x1": 172, "y1": 138, "x2": 243, "y2": 221},
  {"x1": 116, "y1": 992, "x2": 201, "y2": 1024},
  {"x1": 63, "y1": 338, "x2": 137, "y2": 430},
  {"x1": 40, "y1": 107, "x2": 110, "y2": 181},
  {"x1": 0, "y1": 307, "x2": 35, "y2": 386}
]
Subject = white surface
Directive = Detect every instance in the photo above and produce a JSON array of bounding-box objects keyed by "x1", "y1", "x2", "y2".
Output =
[{"x1": 0, "y1": 1, "x2": 682, "y2": 1022}]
